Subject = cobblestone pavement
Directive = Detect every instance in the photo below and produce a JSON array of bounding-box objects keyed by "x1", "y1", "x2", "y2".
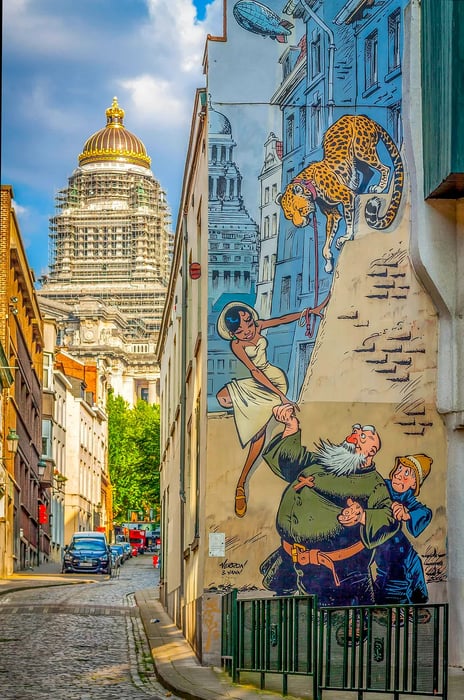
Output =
[{"x1": 0, "y1": 555, "x2": 181, "y2": 700}]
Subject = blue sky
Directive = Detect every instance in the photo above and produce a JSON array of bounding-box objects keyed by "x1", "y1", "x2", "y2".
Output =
[{"x1": 1, "y1": 0, "x2": 222, "y2": 278}]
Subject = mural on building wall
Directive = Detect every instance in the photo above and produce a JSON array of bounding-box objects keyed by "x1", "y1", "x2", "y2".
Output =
[
  {"x1": 215, "y1": 298, "x2": 328, "y2": 517},
  {"x1": 206, "y1": 0, "x2": 445, "y2": 608},
  {"x1": 259, "y1": 405, "x2": 434, "y2": 606},
  {"x1": 278, "y1": 113, "x2": 404, "y2": 273}
]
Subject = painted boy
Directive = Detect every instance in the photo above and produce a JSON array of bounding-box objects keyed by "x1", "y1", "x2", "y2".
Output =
[{"x1": 374, "y1": 453, "x2": 433, "y2": 604}]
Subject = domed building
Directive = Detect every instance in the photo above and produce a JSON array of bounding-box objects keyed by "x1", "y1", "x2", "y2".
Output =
[{"x1": 38, "y1": 98, "x2": 172, "y2": 405}]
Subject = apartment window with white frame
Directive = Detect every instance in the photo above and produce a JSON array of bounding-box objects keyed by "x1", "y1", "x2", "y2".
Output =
[
  {"x1": 42, "y1": 419, "x2": 53, "y2": 459},
  {"x1": 43, "y1": 352, "x2": 53, "y2": 390}
]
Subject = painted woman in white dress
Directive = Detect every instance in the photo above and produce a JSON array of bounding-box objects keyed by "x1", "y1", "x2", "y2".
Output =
[{"x1": 216, "y1": 300, "x2": 327, "y2": 517}]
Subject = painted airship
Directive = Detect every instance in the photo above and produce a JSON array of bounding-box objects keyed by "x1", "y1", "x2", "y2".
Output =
[{"x1": 233, "y1": 1, "x2": 294, "y2": 43}]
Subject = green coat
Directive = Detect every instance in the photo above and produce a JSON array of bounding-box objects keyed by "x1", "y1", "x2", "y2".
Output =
[{"x1": 261, "y1": 431, "x2": 399, "y2": 602}]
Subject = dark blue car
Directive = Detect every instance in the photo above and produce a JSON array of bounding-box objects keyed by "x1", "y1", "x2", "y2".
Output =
[{"x1": 62, "y1": 538, "x2": 112, "y2": 575}]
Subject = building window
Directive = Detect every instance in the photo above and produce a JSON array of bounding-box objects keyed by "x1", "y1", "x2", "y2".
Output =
[
  {"x1": 272, "y1": 183, "x2": 277, "y2": 201},
  {"x1": 43, "y1": 352, "x2": 53, "y2": 391},
  {"x1": 310, "y1": 33, "x2": 321, "y2": 79},
  {"x1": 217, "y1": 176, "x2": 226, "y2": 199},
  {"x1": 365, "y1": 30, "x2": 378, "y2": 91},
  {"x1": 296, "y1": 273, "x2": 302, "y2": 301},
  {"x1": 263, "y1": 216, "x2": 270, "y2": 239},
  {"x1": 263, "y1": 256, "x2": 270, "y2": 280},
  {"x1": 264, "y1": 187, "x2": 270, "y2": 204},
  {"x1": 310, "y1": 96, "x2": 322, "y2": 150},
  {"x1": 271, "y1": 254, "x2": 276, "y2": 277},
  {"x1": 42, "y1": 419, "x2": 53, "y2": 458},
  {"x1": 388, "y1": 102, "x2": 402, "y2": 146},
  {"x1": 212, "y1": 145, "x2": 217, "y2": 161},
  {"x1": 286, "y1": 114, "x2": 295, "y2": 154},
  {"x1": 272, "y1": 213, "x2": 277, "y2": 236},
  {"x1": 299, "y1": 106, "x2": 306, "y2": 147},
  {"x1": 388, "y1": 9, "x2": 401, "y2": 73},
  {"x1": 280, "y1": 276, "x2": 291, "y2": 312},
  {"x1": 283, "y1": 54, "x2": 292, "y2": 80}
]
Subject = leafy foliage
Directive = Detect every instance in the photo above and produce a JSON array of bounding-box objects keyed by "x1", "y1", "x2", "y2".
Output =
[{"x1": 107, "y1": 391, "x2": 160, "y2": 522}]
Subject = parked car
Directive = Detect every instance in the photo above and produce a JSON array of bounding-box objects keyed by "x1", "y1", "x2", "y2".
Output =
[
  {"x1": 121, "y1": 542, "x2": 132, "y2": 560},
  {"x1": 62, "y1": 537, "x2": 112, "y2": 575},
  {"x1": 109, "y1": 546, "x2": 121, "y2": 570},
  {"x1": 110, "y1": 544, "x2": 125, "y2": 565}
]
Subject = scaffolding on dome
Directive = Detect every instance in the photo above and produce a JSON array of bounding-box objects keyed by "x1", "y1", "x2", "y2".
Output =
[{"x1": 43, "y1": 165, "x2": 172, "y2": 341}]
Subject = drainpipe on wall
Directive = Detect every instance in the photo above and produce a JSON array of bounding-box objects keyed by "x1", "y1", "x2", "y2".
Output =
[
  {"x1": 179, "y1": 213, "x2": 188, "y2": 600},
  {"x1": 300, "y1": 0, "x2": 335, "y2": 125}
]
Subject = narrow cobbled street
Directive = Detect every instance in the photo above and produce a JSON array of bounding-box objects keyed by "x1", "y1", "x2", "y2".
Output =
[{"x1": 0, "y1": 555, "x2": 181, "y2": 700}]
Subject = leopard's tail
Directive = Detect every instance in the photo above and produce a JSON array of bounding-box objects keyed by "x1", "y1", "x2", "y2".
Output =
[{"x1": 364, "y1": 123, "x2": 404, "y2": 230}]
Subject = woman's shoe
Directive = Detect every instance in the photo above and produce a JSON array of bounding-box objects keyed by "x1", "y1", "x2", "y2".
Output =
[{"x1": 235, "y1": 486, "x2": 247, "y2": 517}]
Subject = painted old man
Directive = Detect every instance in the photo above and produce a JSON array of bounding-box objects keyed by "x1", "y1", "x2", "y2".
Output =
[{"x1": 260, "y1": 405, "x2": 399, "y2": 606}]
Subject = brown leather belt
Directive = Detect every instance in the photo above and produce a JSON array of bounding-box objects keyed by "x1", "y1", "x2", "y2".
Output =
[{"x1": 282, "y1": 539, "x2": 365, "y2": 587}]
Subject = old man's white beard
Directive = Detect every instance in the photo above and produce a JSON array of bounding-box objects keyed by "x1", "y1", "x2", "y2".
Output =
[{"x1": 313, "y1": 440, "x2": 367, "y2": 476}]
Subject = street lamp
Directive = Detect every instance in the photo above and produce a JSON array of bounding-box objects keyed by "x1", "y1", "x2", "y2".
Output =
[
  {"x1": 37, "y1": 459, "x2": 47, "y2": 479},
  {"x1": 6, "y1": 428, "x2": 19, "y2": 455}
]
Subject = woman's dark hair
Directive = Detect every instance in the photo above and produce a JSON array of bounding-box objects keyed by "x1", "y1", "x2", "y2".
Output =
[{"x1": 224, "y1": 306, "x2": 252, "y2": 334}]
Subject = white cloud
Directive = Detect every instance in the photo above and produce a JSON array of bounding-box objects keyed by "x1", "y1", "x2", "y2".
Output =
[
  {"x1": 11, "y1": 200, "x2": 29, "y2": 218},
  {"x1": 119, "y1": 75, "x2": 189, "y2": 129}
]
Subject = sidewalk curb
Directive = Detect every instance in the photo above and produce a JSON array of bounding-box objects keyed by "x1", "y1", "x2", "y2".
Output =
[{"x1": 0, "y1": 580, "x2": 96, "y2": 596}]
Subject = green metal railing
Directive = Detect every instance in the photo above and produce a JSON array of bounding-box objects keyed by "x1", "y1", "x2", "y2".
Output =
[
  {"x1": 318, "y1": 604, "x2": 448, "y2": 700},
  {"x1": 221, "y1": 590, "x2": 318, "y2": 698},
  {"x1": 221, "y1": 591, "x2": 448, "y2": 700}
]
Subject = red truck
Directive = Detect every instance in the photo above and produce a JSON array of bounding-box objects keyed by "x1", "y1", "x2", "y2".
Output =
[{"x1": 129, "y1": 529, "x2": 147, "y2": 554}]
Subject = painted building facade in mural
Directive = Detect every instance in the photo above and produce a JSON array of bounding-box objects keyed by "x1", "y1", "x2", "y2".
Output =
[{"x1": 205, "y1": 0, "x2": 446, "y2": 610}]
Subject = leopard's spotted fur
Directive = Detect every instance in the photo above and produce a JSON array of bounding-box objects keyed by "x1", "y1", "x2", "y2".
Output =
[{"x1": 278, "y1": 114, "x2": 404, "y2": 273}]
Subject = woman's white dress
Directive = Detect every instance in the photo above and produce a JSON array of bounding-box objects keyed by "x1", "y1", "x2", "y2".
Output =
[{"x1": 226, "y1": 336, "x2": 288, "y2": 447}]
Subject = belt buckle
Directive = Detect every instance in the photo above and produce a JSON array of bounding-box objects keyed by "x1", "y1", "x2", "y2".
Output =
[{"x1": 291, "y1": 542, "x2": 306, "y2": 563}]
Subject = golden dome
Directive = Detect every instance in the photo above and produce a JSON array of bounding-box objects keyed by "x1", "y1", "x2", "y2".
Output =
[{"x1": 78, "y1": 97, "x2": 151, "y2": 169}]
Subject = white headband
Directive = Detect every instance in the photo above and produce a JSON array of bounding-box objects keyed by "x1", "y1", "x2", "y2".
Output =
[{"x1": 407, "y1": 455, "x2": 423, "y2": 483}]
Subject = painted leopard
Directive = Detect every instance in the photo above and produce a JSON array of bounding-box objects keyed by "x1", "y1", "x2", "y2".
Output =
[{"x1": 277, "y1": 114, "x2": 404, "y2": 273}]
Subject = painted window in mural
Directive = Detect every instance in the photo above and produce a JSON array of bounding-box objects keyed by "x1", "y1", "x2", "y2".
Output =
[{"x1": 205, "y1": 0, "x2": 445, "y2": 609}]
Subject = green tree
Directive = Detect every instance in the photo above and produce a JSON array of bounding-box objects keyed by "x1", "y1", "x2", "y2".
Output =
[{"x1": 107, "y1": 391, "x2": 160, "y2": 522}]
